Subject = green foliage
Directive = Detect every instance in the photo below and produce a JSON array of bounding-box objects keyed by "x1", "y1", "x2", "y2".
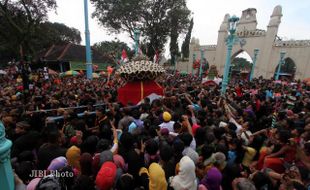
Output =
[
  {"x1": 91, "y1": 0, "x2": 191, "y2": 60},
  {"x1": 231, "y1": 57, "x2": 252, "y2": 71},
  {"x1": 169, "y1": 0, "x2": 191, "y2": 64},
  {"x1": 181, "y1": 18, "x2": 193, "y2": 59},
  {"x1": 0, "y1": 0, "x2": 57, "y2": 62},
  {"x1": 38, "y1": 22, "x2": 81, "y2": 45},
  {"x1": 93, "y1": 40, "x2": 134, "y2": 61}
]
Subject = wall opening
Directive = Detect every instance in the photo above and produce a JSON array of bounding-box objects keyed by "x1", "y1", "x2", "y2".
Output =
[
  {"x1": 229, "y1": 50, "x2": 253, "y2": 81},
  {"x1": 274, "y1": 57, "x2": 296, "y2": 80}
]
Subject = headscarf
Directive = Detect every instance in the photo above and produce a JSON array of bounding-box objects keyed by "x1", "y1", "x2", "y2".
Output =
[
  {"x1": 149, "y1": 163, "x2": 168, "y2": 190},
  {"x1": 200, "y1": 167, "x2": 222, "y2": 190},
  {"x1": 80, "y1": 153, "x2": 93, "y2": 176},
  {"x1": 27, "y1": 178, "x2": 41, "y2": 190},
  {"x1": 170, "y1": 156, "x2": 197, "y2": 190},
  {"x1": 66, "y1": 145, "x2": 81, "y2": 171},
  {"x1": 47, "y1": 156, "x2": 67, "y2": 171},
  {"x1": 95, "y1": 161, "x2": 117, "y2": 190},
  {"x1": 139, "y1": 163, "x2": 168, "y2": 190}
]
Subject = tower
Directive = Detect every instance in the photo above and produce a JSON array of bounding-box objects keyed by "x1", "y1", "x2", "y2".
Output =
[
  {"x1": 237, "y1": 8, "x2": 257, "y2": 32},
  {"x1": 215, "y1": 14, "x2": 230, "y2": 73},
  {"x1": 259, "y1": 5, "x2": 282, "y2": 78}
]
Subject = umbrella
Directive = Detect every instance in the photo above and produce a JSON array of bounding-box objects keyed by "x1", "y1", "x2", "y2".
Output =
[
  {"x1": 92, "y1": 73, "x2": 99, "y2": 78},
  {"x1": 99, "y1": 71, "x2": 106, "y2": 75},
  {"x1": 48, "y1": 69, "x2": 58, "y2": 75},
  {"x1": 0, "y1": 70, "x2": 7, "y2": 75},
  {"x1": 64, "y1": 70, "x2": 80, "y2": 76}
]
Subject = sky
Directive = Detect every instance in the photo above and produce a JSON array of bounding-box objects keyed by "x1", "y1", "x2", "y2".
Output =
[{"x1": 48, "y1": 0, "x2": 310, "y2": 59}]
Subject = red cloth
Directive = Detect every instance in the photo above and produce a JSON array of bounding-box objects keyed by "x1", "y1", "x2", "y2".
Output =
[
  {"x1": 264, "y1": 157, "x2": 285, "y2": 173},
  {"x1": 117, "y1": 80, "x2": 163, "y2": 105},
  {"x1": 95, "y1": 161, "x2": 117, "y2": 190},
  {"x1": 235, "y1": 87, "x2": 243, "y2": 97},
  {"x1": 121, "y1": 49, "x2": 128, "y2": 61}
]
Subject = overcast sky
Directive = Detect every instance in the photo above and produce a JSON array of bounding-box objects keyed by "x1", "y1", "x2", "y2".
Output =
[{"x1": 49, "y1": 0, "x2": 310, "y2": 57}]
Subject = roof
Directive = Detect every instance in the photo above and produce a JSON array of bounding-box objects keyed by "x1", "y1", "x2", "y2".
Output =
[{"x1": 36, "y1": 43, "x2": 114, "y2": 64}]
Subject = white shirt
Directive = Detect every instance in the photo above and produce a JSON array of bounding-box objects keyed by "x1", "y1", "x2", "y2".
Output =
[{"x1": 159, "y1": 121, "x2": 175, "y2": 132}]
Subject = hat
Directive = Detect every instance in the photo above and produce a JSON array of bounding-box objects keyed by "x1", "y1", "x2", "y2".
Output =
[
  {"x1": 163, "y1": 112, "x2": 172, "y2": 122},
  {"x1": 95, "y1": 161, "x2": 117, "y2": 190}
]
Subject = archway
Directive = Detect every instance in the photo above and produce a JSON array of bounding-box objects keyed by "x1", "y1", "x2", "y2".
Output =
[
  {"x1": 230, "y1": 50, "x2": 253, "y2": 81},
  {"x1": 274, "y1": 57, "x2": 296, "y2": 80}
]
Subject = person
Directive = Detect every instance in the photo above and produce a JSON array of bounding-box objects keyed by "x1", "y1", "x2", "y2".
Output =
[
  {"x1": 2, "y1": 66, "x2": 310, "y2": 190},
  {"x1": 170, "y1": 156, "x2": 197, "y2": 190},
  {"x1": 37, "y1": 126, "x2": 67, "y2": 170}
]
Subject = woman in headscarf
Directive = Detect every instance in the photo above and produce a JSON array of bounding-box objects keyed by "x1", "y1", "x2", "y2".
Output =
[
  {"x1": 199, "y1": 166, "x2": 223, "y2": 190},
  {"x1": 66, "y1": 145, "x2": 81, "y2": 173},
  {"x1": 139, "y1": 162, "x2": 168, "y2": 190},
  {"x1": 170, "y1": 156, "x2": 197, "y2": 190},
  {"x1": 47, "y1": 156, "x2": 68, "y2": 171}
]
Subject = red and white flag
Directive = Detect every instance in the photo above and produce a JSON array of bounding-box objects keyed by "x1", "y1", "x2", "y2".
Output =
[{"x1": 121, "y1": 49, "x2": 128, "y2": 63}]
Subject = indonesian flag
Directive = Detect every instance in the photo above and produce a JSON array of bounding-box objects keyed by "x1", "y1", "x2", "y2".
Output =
[
  {"x1": 121, "y1": 49, "x2": 128, "y2": 63},
  {"x1": 153, "y1": 50, "x2": 159, "y2": 64}
]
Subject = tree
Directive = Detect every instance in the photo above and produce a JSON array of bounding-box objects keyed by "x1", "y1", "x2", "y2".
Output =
[
  {"x1": 93, "y1": 40, "x2": 134, "y2": 61},
  {"x1": 181, "y1": 18, "x2": 194, "y2": 59},
  {"x1": 91, "y1": 0, "x2": 191, "y2": 60},
  {"x1": 0, "y1": 0, "x2": 57, "y2": 62},
  {"x1": 34, "y1": 22, "x2": 81, "y2": 50},
  {"x1": 169, "y1": 0, "x2": 190, "y2": 64},
  {"x1": 231, "y1": 57, "x2": 252, "y2": 71}
]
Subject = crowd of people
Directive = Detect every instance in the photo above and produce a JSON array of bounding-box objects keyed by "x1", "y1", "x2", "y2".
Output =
[{"x1": 1, "y1": 66, "x2": 310, "y2": 190}]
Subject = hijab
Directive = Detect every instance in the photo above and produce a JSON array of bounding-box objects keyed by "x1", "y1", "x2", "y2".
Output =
[
  {"x1": 149, "y1": 163, "x2": 168, "y2": 190},
  {"x1": 47, "y1": 156, "x2": 67, "y2": 171},
  {"x1": 66, "y1": 146, "x2": 81, "y2": 171},
  {"x1": 200, "y1": 166, "x2": 222, "y2": 190},
  {"x1": 170, "y1": 156, "x2": 197, "y2": 190},
  {"x1": 139, "y1": 163, "x2": 168, "y2": 190}
]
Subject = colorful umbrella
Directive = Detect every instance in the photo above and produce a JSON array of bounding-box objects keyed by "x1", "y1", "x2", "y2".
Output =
[
  {"x1": 64, "y1": 70, "x2": 80, "y2": 76},
  {"x1": 92, "y1": 73, "x2": 100, "y2": 78}
]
